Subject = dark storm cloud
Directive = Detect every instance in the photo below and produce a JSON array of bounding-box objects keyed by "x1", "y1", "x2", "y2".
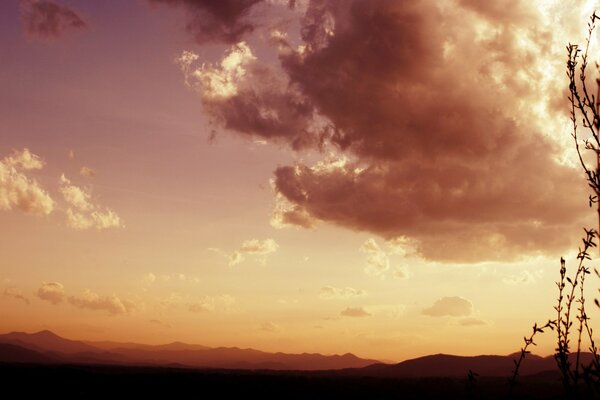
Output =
[
  {"x1": 182, "y1": 0, "x2": 590, "y2": 262},
  {"x1": 150, "y1": 0, "x2": 263, "y2": 44},
  {"x1": 269, "y1": 0, "x2": 588, "y2": 262},
  {"x1": 21, "y1": 0, "x2": 86, "y2": 39}
]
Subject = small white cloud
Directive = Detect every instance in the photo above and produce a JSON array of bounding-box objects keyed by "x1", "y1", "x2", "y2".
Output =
[
  {"x1": 143, "y1": 273, "x2": 156, "y2": 285},
  {"x1": 259, "y1": 321, "x2": 281, "y2": 332},
  {"x1": 3, "y1": 287, "x2": 30, "y2": 305},
  {"x1": 393, "y1": 266, "x2": 409, "y2": 279},
  {"x1": 68, "y1": 290, "x2": 135, "y2": 315},
  {"x1": 189, "y1": 302, "x2": 214, "y2": 313},
  {"x1": 59, "y1": 174, "x2": 122, "y2": 230},
  {"x1": 188, "y1": 294, "x2": 235, "y2": 313},
  {"x1": 177, "y1": 42, "x2": 256, "y2": 99},
  {"x1": 240, "y1": 238, "x2": 278, "y2": 255},
  {"x1": 4, "y1": 148, "x2": 45, "y2": 170},
  {"x1": 210, "y1": 238, "x2": 278, "y2": 266},
  {"x1": 149, "y1": 319, "x2": 171, "y2": 328},
  {"x1": 423, "y1": 296, "x2": 473, "y2": 317},
  {"x1": 79, "y1": 166, "x2": 95, "y2": 178},
  {"x1": 360, "y1": 238, "x2": 412, "y2": 279},
  {"x1": 37, "y1": 282, "x2": 65, "y2": 304},
  {"x1": 360, "y1": 238, "x2": 390, "y2": 277},
  {"x1": 60, "y1": 174, "x2": 92, "y2": 210},
  {"x1": 0, "y1": 149, "x2": 54, "y2": 216},
  {"x1": 319, "y1": 286, "x2": 366, "y2": 299},
  {"x1": 340, "y1": 306, "x2": 371, "y2": 317}
]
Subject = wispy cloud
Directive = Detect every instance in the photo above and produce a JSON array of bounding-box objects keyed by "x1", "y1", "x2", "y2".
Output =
[
  {"x1": 340, "y1": 306, "x2": 371, "y2": 318},
  {"x1": 209, "y1": 238, "x2": 278, "y2": 266},
  {"x1": 59, "y1": 174, "x2": 122, "y2": 230},
  {"x1": 68, "y1": 290, "x2": 135, "y2": 315},
  {"x1": 3, "y1": 287, "x2": 30, "y2": 305},
  {"x1": 319, "y1": 286, "x2": 366, "y2": 300},
  {"x1": 21, "y1": 0, "x2": 87, "y2": 39}
]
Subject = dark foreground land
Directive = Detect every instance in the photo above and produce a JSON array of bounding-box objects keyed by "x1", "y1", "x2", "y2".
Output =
[{"x1": 0, "y1": 362, "x2": 580, "y2": 399}]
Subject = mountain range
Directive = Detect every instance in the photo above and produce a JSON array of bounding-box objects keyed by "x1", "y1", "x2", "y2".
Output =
[{"x1": 0, "y1": 330, "x2": 581, "y2": 377}]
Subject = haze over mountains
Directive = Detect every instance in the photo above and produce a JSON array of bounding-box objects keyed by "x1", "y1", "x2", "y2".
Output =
[
  {"x1": 0, "y1": 330, "x2": 378, "y2": 371},
  {"x1": 0, "y1": 330, "x2": 580, "y2": 378}
]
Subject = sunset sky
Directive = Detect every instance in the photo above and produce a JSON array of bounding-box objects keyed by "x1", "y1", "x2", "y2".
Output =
[{"x1": 2, "y1": 0, "x2": 600, "y2": 362}]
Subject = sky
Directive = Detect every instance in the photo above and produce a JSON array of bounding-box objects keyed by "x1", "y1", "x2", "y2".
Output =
[{"x1": 1, "y1": 0, "x2": 600, "y2": 362}]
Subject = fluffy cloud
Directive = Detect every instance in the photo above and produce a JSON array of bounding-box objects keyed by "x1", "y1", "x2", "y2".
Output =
[
  {"x1": 180, "y1": 0, "x2": 592, "y2": 262},
  {"x1": 239, "y1": 238, "x2": 278, "y2": 254},
  {"x1": 178, "y1": 44, "x2": 319, "y2": 148},
  {"x1": 188, "y1": 294, "x2": 235, "y2": 312},
  {"x1": 20, "y1": 0, "x2": 86, "y2": 39},
  {"x1": 79, "y1": 166, "x2": 95, "y2": 178},
  {"x1": 360, "y1": 238, "x2": 390, "y2": 277},
  {"x1": 68, "y1": 290, "x2": 135, "y2": 315},
  {"x1": 59, "y1": 174, "x2": 122, "y2": 230},
  {"x1": 4, "y1": 148, "x2": 45, "y2": 170},
  {"x1": 422, "y1": 296, "x2": 473, "y2": 317},
  {"x1": 3, "y1": 287, "x2": 30, "y2": 305},
  {"x1": 149, "y1": 319, "x2": 172, "y2": 328},
  {"x1": 359, "y1": 238, "x2": 410, "y2": 279},
  {"x1": 36, "y1": 282, "x2": 65, "y2": 304},
  {"x1": 0, "y1": 149, "x2": 54, "y2": 216},
  {"x1": 151, "y1": 0, "x2": 263, "y2": 44},
  {"x1": 210, "y1": 238, "x2": 278, "y2": 266},
  {"x1": 340, "y1": 306, "x2": 371, "y2": 317},
  {"x1": 271, "y1": 1, "x2": 591, "y2": 262},
  {"x1": 319, "y1": 285, "x2": 366, "y2": 299},
  {"x1": 259, "y1": 321, "x2": 281, "y2": 332},
  {"x1": 143, "y1": 272, "x2": 157, "y2": 285}
]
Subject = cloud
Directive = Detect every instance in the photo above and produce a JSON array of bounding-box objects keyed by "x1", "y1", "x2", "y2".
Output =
[
  {"x1": 319, "y1": 285, "x2": 366, "y2": 300},
  {"x1": 422, "y1": 296, "x2": 473, "y2": 317},
  {"x1": 151, "y1": 0, "x2": 263, "y2": 44},
  {"x1": 259, "y1": 321, "x2": 281, "y2": 332},
  {"x1": 359, "y1": 238, "x2": 409, "y2": 279},
  {"x1": 210, "y1": 238, "x2": 278, "y2": 266},
  {"x1": 188, "y1": 294, "x2": 235, "y2": 312},
  {"x1": 340, "y1": 306, "x2": 371, "y2": 318},
  {"x1": 143, "y1": 273, "x2": 157, "y2": 285},
  {"x1": 393, "y1": 266, "x2": 409, "y2": 280},
  {"x1": 149, "y1": 319, "x2": 172, "y2": 328},
  {"x1": 3, "y1": 287, "x2": 30, "y2": 305},
  {"x1": 239, "y1": 238, "x2": 278, "y2": 254},
  {"x1": 59, "y1": 174, "x2": 122, "y2": 230},
  {"x1": 360, "y1": 238, "x2": 390, "y2": 277},
  {"x1": 0, "y1": 149, "x2": 54, "y2": 216},
  {"x1": 180, "y1": 0, "x2": 590, "y2": 263},
  {"x1": 36, "y1": 282, "x2": 65, "y2": 304},
  {"x1": 459, "y1": 317, "x2": 488, "y2": 327},
  {"x1": 79, "y1": 166, "x2": 95, "y2": 178},
  {"x1": 68, "y1": 290, "x2": 135, "y2": 315},
  {"x1": 20, "y1": 0, "x2": 87, "y2": 39},
  {"x1": 177, "y1": 43, "x2": 320, "y2": 149},
  {"x1": 4, "y1": 148, "x2": 45, "y2": 170}
]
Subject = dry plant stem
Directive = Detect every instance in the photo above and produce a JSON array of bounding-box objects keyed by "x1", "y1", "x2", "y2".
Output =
[
  {"x1": 555, "y1": 257, "x2": 569, "y2": 385},
  {"x1": 509, "y1": 320, "x2": 554, "y2": 395},
  {"x1": 568, "y1": 13, "x2": 600, "y2": 236},
  {"x1": 555, "y1": 229, "x2": 596, "y2": 388}
]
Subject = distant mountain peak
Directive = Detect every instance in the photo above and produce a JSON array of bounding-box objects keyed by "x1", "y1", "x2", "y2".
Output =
[{"x1": 33, "y1": 330, "x2": 61, "y2": 338}]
